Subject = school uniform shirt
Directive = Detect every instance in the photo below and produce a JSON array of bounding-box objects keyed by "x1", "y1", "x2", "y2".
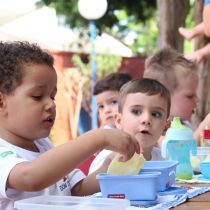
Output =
[
  {"x1": 0, "y1": 138, "x2": 85, "y2": 210},
  {"x1": 88, "y1": 146, "x2": 164, "y2": 175},
  {"x1": 88, "y1": 124, "x2": 115, "y2": 175}
]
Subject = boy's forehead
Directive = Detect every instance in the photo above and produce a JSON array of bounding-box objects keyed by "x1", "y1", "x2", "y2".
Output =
[
  {"x1": 21, "y1": 63, "x2": 57, "y2": 85},
  {"x1": 175, "y1": 73, "x2": 198, "y2": 90},
  {"x1": 96, "y1": 90, "x2": 119, "y2": 99},
  {"x1": 124, "y1": 92, "x2": 168, "y2": 108},
  {"x1": 125, "y1": 91, "x2": 164, "y2": 99}
]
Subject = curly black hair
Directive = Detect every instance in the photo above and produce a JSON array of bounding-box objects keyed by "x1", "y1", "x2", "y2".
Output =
[{"x1": 0, "y1": 41, "x2": 54, "y2": 94}]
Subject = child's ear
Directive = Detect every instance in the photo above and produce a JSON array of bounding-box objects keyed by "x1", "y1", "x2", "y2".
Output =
[
  {"x1": 0, "y1": 92, "x2": 7, "y2": 115},
  {"x1": 114, "y1": 113, "x2": 123, "y2": 129},
  {"x1": 162, "y1": 120, "x2": 171, "y2": 136}
]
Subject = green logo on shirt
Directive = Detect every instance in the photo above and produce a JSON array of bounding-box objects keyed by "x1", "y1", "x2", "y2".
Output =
[{"x1": 0, "y1": 151, "x2": 14, "y2": 158}]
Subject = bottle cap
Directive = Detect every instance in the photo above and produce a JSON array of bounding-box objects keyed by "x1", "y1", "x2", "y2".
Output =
[
  {"x1": 171, "y1": 116, "x2": 186, "y2": 129},
  {"x1": 161, "y1": 116, "x2": 197, "y2": 158}
]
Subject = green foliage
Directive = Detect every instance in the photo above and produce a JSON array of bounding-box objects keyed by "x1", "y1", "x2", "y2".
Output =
[
  {"x1": 37, "y1": 0, "x2": 192, "y2": 56},
  {"x1": 72, "y1": 54, "x2": 89, "y2": 76},
  {"x1": 183, "y1": 1, "x2": 195, "y2": 54},
  {"x1": 36, "y1": 0, "x2": 157, "y2": 55},
  {"x1": 37, "y1": 0, "x2": 156, "y2": 30},
  {"x1": 114, "y1": 10, "x2": 158, "y2": 55},
  {"x1": 72, "y1": 53, "x2": 122, "y2": 80},
  {"x1": 72, "y1": 53, "x2": 122, "y2": 112},
  {"x1": 95, "y1": 53, "x2": 122, "y2": 78},
  {"x1": 135, "y1": 17, "x2": 158, "y2": 56}
]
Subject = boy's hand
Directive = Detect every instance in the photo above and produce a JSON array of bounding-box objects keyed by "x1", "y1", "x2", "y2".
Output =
[
  {"x1": 98, "y1": 129, "x2": 140, "y2": 162},
  {"x1": 97, "y1": 152, "x2": 116, "y2": 173}
]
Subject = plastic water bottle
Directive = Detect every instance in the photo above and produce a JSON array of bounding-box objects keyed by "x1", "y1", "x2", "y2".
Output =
[{"x1": 162, "y1": 117, "x2": 197, "y2": 180}]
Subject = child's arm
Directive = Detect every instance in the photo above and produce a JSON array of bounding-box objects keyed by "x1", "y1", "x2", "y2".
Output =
[
  {"x1": 7, "y1": 129, "x2": 139, "y2": 191},
  {"x1": 203, "y1": 1, "x2": 210, "y2": 37},
  {"x1": 179, "y1": 23, "x2": 205, "y2": 40},
  {"x1": 186, "y1": 43, "x2": 210, "y2": 63},
  {"x1": 72, "y1": 152, "x2": 115, "y2": 196}
]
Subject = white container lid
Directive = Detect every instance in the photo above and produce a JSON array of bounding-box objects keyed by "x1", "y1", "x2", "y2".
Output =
[
  {"x1": 14, "y1": 195, "x2": 130, "y2": 210},
  {"x1": 192, "y1": 147, "x2": 210, "y2": 156}
]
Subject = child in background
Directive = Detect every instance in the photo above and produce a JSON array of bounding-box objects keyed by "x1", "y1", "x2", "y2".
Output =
[
  {"x1": 88, "y1": 72, "x2": 132, "y2": 174},
  {"x1": 179, "y1": 0, "x2": 210, "y2": 63},
  {"x1": 0, "y1": 41, "x2": 139, "y2": 210},
  {"x1": 144, "y1": 47, "x2": 198, "y2": 148},
  {"x1": 94, "y1": 72, "x2": 132, "y2": 129},
  {"x1": 115, "y1": 78, "x2": 170, "y2": 160}
]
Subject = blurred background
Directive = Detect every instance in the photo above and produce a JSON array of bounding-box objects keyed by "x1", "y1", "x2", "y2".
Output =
[{"x1": 0, "y1": 0, "x2": 209, "y2": 146}]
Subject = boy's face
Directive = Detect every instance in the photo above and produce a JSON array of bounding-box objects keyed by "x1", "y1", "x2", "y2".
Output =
[
  {"x1": 96, "y1": 90, "x2": 119, "y2": 127},
  {"x1": 115, "y1": 92, "x2": 168, "y2": 150},
  {"x1": 0, "y1": 64, "x2": 57, "y2": 146},
  {"x1": 170, "y1": 74, "x2": 198, "y2": 121}
]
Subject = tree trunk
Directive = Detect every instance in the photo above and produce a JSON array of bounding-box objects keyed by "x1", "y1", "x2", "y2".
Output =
[
  {"x1": 157, "y1": 0, "x2": 189, "y2": 52},
  {"x1": 157, "y1": 0, "x2": 210, "y2": 129},
  {"x1": 191, "y1": 0, "x2": 210, "y2": 129}
]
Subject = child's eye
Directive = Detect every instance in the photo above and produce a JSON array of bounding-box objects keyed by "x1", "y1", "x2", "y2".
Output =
[
  {"x1": 131, "y1": 109, "x2": 141, "y2": 115},
  {"x1": 111, "y1": 100, "x2": 118, "y2": 105},
  {"x1": 50, "y1": 96, "x2": 55, "y2": 101},
  {"x1": 32, "y1": 96, "x2": 42, "y2": 101},
  {"x1": 152, "y1": 111, "x2": 162, "y2": 118},
  {"x1": 186, "y1": 95, "x2": 195, "y2": 99},
  {"x1": 98, "y1": 104, "x2": 104, "y2": 110}
]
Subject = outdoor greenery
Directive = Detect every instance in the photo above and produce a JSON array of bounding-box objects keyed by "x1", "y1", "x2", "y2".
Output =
[
  {"x1": 37, "y1": 0, "x2": 157, "y2": 55},
  {"x1": 71, "y1": 53, "x2": 122, "y2": 113},
  {"x1": 183, "y1": 0, "x2": 196, "y2": 54},
  {"x1": 37, "y1": 0, "x2": 195, "y2": 56},
  {"x1": 36, "y1": 0, "x2": 210, "y2": 140},
  {"x1": 37, "y1": 0, "x2": 156, "y2": 30},
  {"x1": 72, "y1": 53, "x2": 122, "y2": 79}
]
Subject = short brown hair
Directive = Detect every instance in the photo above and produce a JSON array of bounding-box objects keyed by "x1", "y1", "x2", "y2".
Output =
[
  {"x1": 118, "y1": 78, "x2": 171, "y2": 117},
  {"x1": 94, "y1": 72, "x2": 132, "y2": 95},
  {"x1": 144, "y1": 48, "x2": 197, "y2": 92}
]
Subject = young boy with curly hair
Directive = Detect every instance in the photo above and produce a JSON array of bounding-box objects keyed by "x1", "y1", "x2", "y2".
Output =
[{"x1": 0, "y1": 41, "x2": 139, "y2": 210}]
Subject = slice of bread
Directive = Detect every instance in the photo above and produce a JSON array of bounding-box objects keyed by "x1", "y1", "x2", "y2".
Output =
[{"x1": 107, "y1": 153, "x2": 145, "y2": 175}]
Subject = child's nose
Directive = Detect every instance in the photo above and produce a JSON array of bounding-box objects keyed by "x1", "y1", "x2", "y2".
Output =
[
  {"x1": 141, "y1": 113, "x2": 151, "y2": 125},
  {"x1": 45, "y1": 98, "x2": 56, "y2": 111},
  {"x1": 104, "y1": 105, "x2": 112, "y2": 113}
]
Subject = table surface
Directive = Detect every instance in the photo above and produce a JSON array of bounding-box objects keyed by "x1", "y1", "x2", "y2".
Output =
[{"x1": 172, "y1": 183, "x2": 210, "y2": 210}]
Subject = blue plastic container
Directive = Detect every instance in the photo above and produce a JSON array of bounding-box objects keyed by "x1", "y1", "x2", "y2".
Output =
[
  {"x1": 96, "y1": 172, "x2": 161, "y2": 201},
  {"x1": 200, "y1": 162, "x2": 210, "y2": 179},
  {"x1": 140, "y1": 161, "x2": 179, "y2": 191}
]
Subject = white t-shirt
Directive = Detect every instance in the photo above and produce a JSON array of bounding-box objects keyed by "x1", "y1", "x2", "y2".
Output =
[
  {"x1": 0, "y1": 138, "x2": 85, "y2": 210},
  {"x1": 88, "y1": 147, "x2": 164, "y2": 174}
]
